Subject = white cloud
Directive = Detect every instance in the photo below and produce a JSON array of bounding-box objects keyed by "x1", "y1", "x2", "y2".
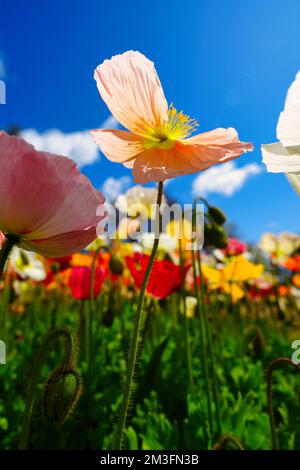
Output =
[
  {"x1": 20, "y1": 114, "x2": 119, "y2": 168},
  {"x1": 101, "y1": 176, "x2": 131, "y2": 202},
  {"x1": 101, "y1": 115, "x2": 119, "y2": 129},
  {"x1": 192, "y1": 161, "x2": 262, "y2": 197},
  {"x1": 21, "y1": 128, "x2": 99, "y2": 167}
]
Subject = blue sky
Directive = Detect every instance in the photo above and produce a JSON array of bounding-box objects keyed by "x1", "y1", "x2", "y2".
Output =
[{"x1": 1, "y1": 0, "x2": 300, "y2": 242}]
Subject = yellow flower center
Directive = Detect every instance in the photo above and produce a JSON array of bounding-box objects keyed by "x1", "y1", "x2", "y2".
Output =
[{"x1": 144, "y1": 104, "x2": 198, "y2": 150}]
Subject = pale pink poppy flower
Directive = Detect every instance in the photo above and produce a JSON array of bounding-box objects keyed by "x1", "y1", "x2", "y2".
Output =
[
  {"x1": 91, "y1": 51, "x2": 253, "y2": 184},
  {"x1": 0, "y1": 132, "x2": 106, "y2": 257}
]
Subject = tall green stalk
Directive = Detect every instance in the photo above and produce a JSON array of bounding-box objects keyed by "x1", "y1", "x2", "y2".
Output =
[
  {"x1": 179, "y1": 237, "x2": 194, "y2": 391},
  {"x1": 113, "y1": 181, "x2": 164, "y2": 450},
  {"x1": 194, "y1": 197, "x2": 221, "y2": 436},
  {"x1": 197, "y1": 248, "x2": 221, "y2": 435},
  {"x1": 86, "y1": 246, "x2": 101, "y2": 375},
  {"x1": 191, "y1": 245, "x2": 213, "y2": 436}
]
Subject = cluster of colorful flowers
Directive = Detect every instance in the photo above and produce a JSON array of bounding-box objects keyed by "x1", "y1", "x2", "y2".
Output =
[{"x1": 4, "y1": 219, "x2": 299, "y2": 314}]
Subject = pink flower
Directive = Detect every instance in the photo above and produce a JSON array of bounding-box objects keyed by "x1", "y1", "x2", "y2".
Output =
[
  {"x1": 92, "y1": 51, "x2": 253, "y2": 184},
  {"x1": 223, "y1": 238, "x2": 247, "y2": 256},
  {"x1": 0, "y1": 132, "x2": 106, "y2": 257}
]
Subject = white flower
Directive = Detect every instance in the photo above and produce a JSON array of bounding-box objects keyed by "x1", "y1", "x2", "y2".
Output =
[
  {"x1": 258, "y1": 233, "x2": 278, "y2": 254},
  {"x1": 259, "y1": 231, "x2": 300, "y2": 260},
  {"x1": 139, "y1": 232, "x2": 177, "y2": 257},
  {"x1": 261, "y1": 70, "x2": 300, "y2": 194},
  {"x1": 10, "y1": 247, "x2": 46, "y2": 282},
  {"x1": 115, "y1": 185, "x2": 166, "y2": 219}
]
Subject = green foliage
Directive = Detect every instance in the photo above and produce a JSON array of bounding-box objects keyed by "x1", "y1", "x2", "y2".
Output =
[{"x1": 0, "y1": 291, "x2": 299, "y2": 449}]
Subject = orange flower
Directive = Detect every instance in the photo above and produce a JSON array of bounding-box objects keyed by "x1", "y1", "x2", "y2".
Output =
[
  {"x1": 278, "y1": 285, "x2": 290, "y2": 297},
  {"x1": 292, "y1": 273, "x2": 300, "y2": 288},
  {"x1": 284, "y1": 255, "x2": 300, "y2": 271},
  {"x1": 71, "y1": 253, "x2": 93, "y2": 267},
  {"x1": 91, "y1": 51, "x2": 253, "y2": 184}
]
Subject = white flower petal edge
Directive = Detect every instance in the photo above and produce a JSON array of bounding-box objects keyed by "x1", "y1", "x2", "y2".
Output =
[
  {"x1": 277, "y1": 71, "x2": 300, "y2": 147},
  {"x1": 286, "y1": 174, "x2": 300, "y2": 195},
  {"x1": 261, "y1": 142, "x2": 300, "y2": 173}
]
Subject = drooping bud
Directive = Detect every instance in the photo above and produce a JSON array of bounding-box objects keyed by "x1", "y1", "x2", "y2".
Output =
[
  {"x1": 43, "y1": 367, "x2": 82, "y2": 424},
  {"x1": 203, "y1": 223, "x2": 214, "y2": 247},
  {"x1": 212, "y1": 225, "x2": 228, "y2": 249},
  {"x1": 109, "y1": 255, "x2": 124, "y2": 275},
  {"x1": 208, "y1": 206, "x2": 227, "y2": 226}
]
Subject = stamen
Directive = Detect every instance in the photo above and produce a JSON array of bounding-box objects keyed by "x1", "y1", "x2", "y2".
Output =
[
  {"x1": 143, "y1": 104, "x2": 198, "y2": 149},
  {"x1": 165, "y1": 104, "x2": 198, "y2": 140}
]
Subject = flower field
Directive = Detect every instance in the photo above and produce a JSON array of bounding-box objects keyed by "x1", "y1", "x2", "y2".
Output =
[
  {"x1": 1, "y1": 197, "x2": 300, "y2": 450},
  {"x1": 1, "y1": 7, "x2": 300, "y2": 455}
]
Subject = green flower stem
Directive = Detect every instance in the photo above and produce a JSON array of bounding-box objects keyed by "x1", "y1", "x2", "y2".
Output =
[
  {"x1": 213, "y1": 433, "x2": 244, "y2": 450},
  {"x1": 191, "y1": 245, "x2": 213, "y2": 436},
  {"x1": 0, "y1": 236, "x2": 15, "y2": 279},
  {"x1": 0, "y1": 237, "x2": 15, "y2": 345},
  {"x1": 179, "y1": 237, "x2": 194, "y2": 391},
  {"x1": 194, "y1": 197, "x2": 221, "y2": 436},
  {"x1": 113, "y1": 181, "x2": 164, "y2": 450},
  {"x1": 85, "y1": 302, "x2": 91, "y2": 365},
  {"x1": 0, "y1": 269, "x2": 12, "y2": 343},
  {"x1": 77, "y1": 300, "x2": 85, "y2": 361},
  {"x1": 18, "y1": 328, "x2": 76, "y2": 450},
  {"x1": 88, "y1": 247, "x2": 101, "y2": 376},
  {"x1": 90, "y1": 247, "x2": 101, "y2": 313},
  {"x1": 266, "y1": 357, "x2": 300, "y2": 450},
  {"x1": 197, "y1": 247, "x2": 221, "y2": 436}
]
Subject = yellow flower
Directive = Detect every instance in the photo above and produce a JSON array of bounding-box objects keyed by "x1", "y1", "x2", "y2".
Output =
[
  {"x1": 185, "y1": 296, "x2": 197, "y2": 318},
  {"x1": 165, "y1": 218, "x2": 196, "y2": 251},
  {"x1": 202, "y1": 255, "x2": 264, "y2": 302}
]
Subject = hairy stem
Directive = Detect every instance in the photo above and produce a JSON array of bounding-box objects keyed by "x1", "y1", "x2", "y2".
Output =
[
  {"x1": 213, "y1": 433, "x2": 244, "y2": 450},
  {"x1": 113, "y1": 181, "x2": 164, "y2": 450}
]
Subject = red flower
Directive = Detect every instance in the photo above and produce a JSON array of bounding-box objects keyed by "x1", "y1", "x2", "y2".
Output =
[
  {"x1": 126, "y1": 253, "x2": 187, "y2": 299},
  {"x1": 248, "y1": 285, "x2": 274, "y2": 301},
  {"x1": 69, "y1": 266, "x2": 106, "y2": 300},
  {"x1": 223, "y1": 238, "x2": 246, "y2": 256}
]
